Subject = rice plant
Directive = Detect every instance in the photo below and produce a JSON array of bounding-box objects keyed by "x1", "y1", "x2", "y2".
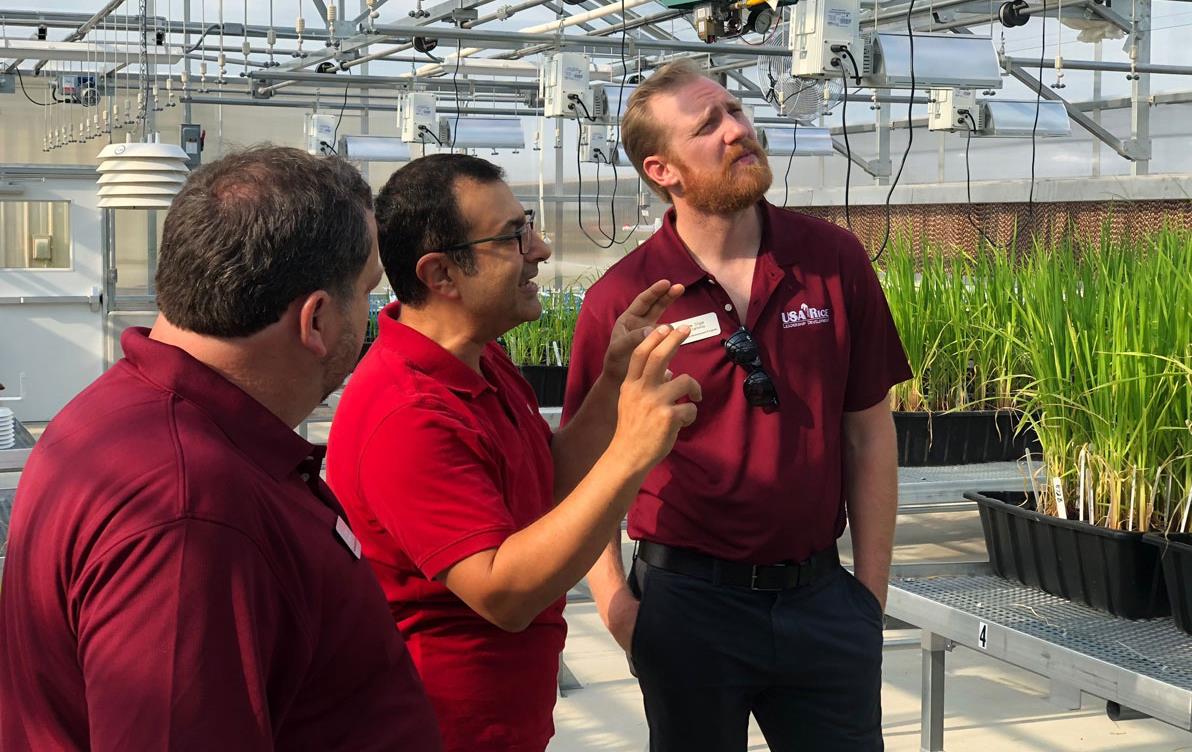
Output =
[{"x1": 500, "y1": 288, "x2": 583, "y2": 367}]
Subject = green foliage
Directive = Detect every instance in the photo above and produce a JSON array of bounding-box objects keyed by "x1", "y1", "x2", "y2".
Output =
[{"x1": 500, "y1": 289, "x2": 584, "y2": 367}]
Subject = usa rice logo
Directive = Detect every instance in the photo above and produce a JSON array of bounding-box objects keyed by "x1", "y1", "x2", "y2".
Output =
[{"x1": 781, "y1": 302, "x2": 831, "y2": 329}]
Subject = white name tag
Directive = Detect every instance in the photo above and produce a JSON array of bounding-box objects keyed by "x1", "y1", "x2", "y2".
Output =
[
  {"x1": 670, "y1": 312, "x2": 722, "y2": 345},
  {"x1": 335, "y1": 516, "x2": 362, "y2": 559}
]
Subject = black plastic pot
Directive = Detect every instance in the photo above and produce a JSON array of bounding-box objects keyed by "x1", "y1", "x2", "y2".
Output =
[
  {"x1": 894, "y1": 410, "x2": 1040, "y2": 466},
  {"x1": 967, "y1": 491, "x2": 1170, "y2": 620},
  {"x1": 1144, "y1": 533, "x2": 1192, "y2": 635},
  {"x1": 519, "y1": 365, "x2": 569, "y2": 408}
]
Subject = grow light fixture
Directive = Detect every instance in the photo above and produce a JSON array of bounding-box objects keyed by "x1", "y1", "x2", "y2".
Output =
[
  {"x1": 978, "y1": 99, "x2": 1071, "y2": 138},
  {"x1": 866, "y1": 33, "x2": 1003, "y2": 90},
  {"x1": 338, "y1": 135, "x2": 412, "y2": 162},
  {"x1": 758, "y1": 127, "x2": 835, "y2": 157},
  {"x1": 447, "y1": 118, "x2": 526, "y2": 150}
]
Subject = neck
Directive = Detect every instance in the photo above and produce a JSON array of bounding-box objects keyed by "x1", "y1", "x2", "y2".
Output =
[
  {"x1": 398, "y1": 302, "x2": 488, "y2": 372},
  {"x1": 148, "y1": 315, "x2": 321, "y2": 429},
  {"x1": 672, "y1": 201, "x2": 763, "y2": 266}
]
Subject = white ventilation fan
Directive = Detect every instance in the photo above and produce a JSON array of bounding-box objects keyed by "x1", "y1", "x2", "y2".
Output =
[
  {"x1": 757, "y1": 43, "x2": 843, "y2": 125},
  {"x1": 96, "y1": 136, "x2": 190, "y2": 209}
]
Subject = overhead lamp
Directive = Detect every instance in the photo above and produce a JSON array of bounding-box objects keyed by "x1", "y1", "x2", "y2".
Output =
[
  {"x1": 978, "y1": 99, "x2": 1071, "y2": 138},
  {"x1": 0, "y1": 39, "x2": 184, "y2": 65},
  {"x1": 96, "y1": 137, "x2": 190, "y2": 209},
  {"x1": 758, "y1": 127, "x2": 835, "y2": 157},
  {"x1": 866, "y1": 32, "x2": 1003, "y2": 91},
  {"x1": 447, "y1": 118, "x2": 526, "y2": 150},
  {"x1": 338, "y1": 135, "x2": 412, "y2": 162}
]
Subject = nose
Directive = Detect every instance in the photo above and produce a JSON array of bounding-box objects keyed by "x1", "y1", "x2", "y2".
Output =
[
  {"x1": 526, "y1": 229, "x2": 552, "y2": 262},
  {"x1": 724, "y1": 111, "x2": 753, "y2": 144}
]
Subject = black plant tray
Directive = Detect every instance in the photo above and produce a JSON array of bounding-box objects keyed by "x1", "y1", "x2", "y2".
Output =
[
  {"x1": 895, "y1": 410, "x2": 1040, "y2": 466},
  {"x1": 1144, "y1": 533, "x2": 1192, "y2": 635},
  {"x1": 967, "y1": 491, "x2": 1170, "y2": 620},
  {"x1": 519, "y1": 365, "x2": 569, "y2": 408}
]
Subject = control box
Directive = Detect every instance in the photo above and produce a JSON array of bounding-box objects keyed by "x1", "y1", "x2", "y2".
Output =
[
  {"x1": 398, "y1": 92, "x2": 439, "y2": 143},
  {"x1": 790, "y1": 0, "x2": 862, "y2": 79},
  {"x1": 304, "y1": 113, "x2": 337, "y2": 155},
  {"x1": 927, "y1": 87, "x2": 983, "y2": 132},
  {"x1": 542, "y1": 52, "x2": 592, "y2": 119}
]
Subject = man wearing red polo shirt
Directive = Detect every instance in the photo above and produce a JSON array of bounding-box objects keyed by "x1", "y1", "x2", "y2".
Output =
[
  {"x1": 0, "y1": 147, "x2": 441, "y2": 751},
  {"x1": 326, "y1": 153, "x2": 699, "y2": 752},
  {"x1": 563, "y1": 60, "x2": 913, "y2": 751}
]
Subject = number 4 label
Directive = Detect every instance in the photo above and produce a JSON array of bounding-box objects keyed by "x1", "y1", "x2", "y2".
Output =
[{"x1": 978, "y1": 622, "x2": 989, "y2": 650}]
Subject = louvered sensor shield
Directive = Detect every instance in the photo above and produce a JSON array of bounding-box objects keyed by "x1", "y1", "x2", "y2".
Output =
[{"x1": 96, "y1": 138, "x2": 190, "y2": 209}]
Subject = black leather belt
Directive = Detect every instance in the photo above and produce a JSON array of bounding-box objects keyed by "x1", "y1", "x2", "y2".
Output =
[{"x1": 636, "y1": 540, "x2": 840, "y2": 591}]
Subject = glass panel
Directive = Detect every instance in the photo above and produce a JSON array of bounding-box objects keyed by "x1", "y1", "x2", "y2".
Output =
[
  {"x1": 0, "y1": 201, "x2": 72, "y2": 269},
  {"x1": 113, "y1": 209, "x2": 167, "y2": 296}
]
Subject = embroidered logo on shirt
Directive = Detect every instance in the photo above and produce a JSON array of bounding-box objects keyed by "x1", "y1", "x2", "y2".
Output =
[{"x1": 781, "y1": 303, "x2": 831, "y2": 329}]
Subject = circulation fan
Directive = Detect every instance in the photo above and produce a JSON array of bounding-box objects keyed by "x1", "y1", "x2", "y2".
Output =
[{"x1": 757, "y1": 35, "x2": 843, "y2": 124}]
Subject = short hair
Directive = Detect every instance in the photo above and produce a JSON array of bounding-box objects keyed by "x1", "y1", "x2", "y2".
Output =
[
  {"x1": 375, "y1": 154, "x2": 506, "y2": 307},
  {"x1": 155, "y1": 145, "x2": 374, "y2": 338},
  {"x1": 620, "y1": 59, "x2": 709, "y2": 202}
]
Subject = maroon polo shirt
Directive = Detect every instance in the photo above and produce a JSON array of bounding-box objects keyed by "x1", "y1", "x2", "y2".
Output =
[
  {"x1": 326, "y1": 302, "x2": 566, "y2": 752},
  {"x1": 0, "y1": 328, "x2": 441, "y2": 752},
  {"x1": 564, "y1": 202, "x2": 911, "y2": 565}
]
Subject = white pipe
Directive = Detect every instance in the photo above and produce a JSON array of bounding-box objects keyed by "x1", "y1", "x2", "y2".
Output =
[{"x1": 408, "y1": 0, "x2": 652, "y2": 78}]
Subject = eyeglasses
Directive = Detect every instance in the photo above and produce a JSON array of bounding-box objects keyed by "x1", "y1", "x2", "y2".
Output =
[
  {"x1": 438, "y1": 209, "x2": 537, "y2": 256},
  {"x1": 722, "y1": 327, "x2": 779, "y2": 411}
]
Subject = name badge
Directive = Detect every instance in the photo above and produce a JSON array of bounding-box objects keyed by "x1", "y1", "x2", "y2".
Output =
[
  {"x1": 669, "y1": 312, "x2": 722, "y2": 345},
  {"x1": 335, "y1": 516, "x2": 362, "y2": 559}
]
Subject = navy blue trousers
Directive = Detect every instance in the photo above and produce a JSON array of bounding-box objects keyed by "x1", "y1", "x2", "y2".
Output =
[{"x1": 627, "y1": 556, "x2": 884, "y2": 752}]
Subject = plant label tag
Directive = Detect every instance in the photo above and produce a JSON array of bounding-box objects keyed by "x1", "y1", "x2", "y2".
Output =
[
  {"x1": 978, "y1": 622, "x2": 989, "y2": 649},
  {"x1": 670, "y1": 312, "x2": 721, "y2": 345},
  {"x1": 335, "y1": 516, "x2": 362, "y2": 559},
  {"x1": 1052, "y1": 478, "x2": 1068, "y2": 519}
]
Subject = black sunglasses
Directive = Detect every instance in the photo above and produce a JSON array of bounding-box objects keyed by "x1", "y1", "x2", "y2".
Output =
[
  {"x1": 438, "y1": 209, "x2": 537, "y2": 256},
  {"x1": 722, "y1": 327, "x2": 779, "y2": 411}
]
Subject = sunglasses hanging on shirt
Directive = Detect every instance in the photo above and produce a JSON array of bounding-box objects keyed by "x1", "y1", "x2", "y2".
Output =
[{"x1": 722, "y1": 327, "x2": 779, "y2": 412}]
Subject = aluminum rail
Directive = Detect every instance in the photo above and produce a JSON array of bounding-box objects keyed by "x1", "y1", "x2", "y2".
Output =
[{"x1": 886, "y1": 563, "x2": 1192, "y2": 751}]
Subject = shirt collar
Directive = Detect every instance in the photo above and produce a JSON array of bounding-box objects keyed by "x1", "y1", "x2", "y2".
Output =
[
  {"x1": 119, "y1": 327, "x2": 318, "y2": 481},
  {"x1": 375, "y1": 301, "x2": 496, "y2": 399},
  {"x1": 643, "y1": 200, "x2": 797, "y2": 285}
]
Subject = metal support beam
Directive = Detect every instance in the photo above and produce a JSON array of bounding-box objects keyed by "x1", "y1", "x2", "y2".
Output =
[
  {"x1": 1001, "y1": 60, "x2": 1141, "y2": 161},
  {"x1": 1084, "y1": 0, "x2": 1132, "y2": 33},
  {"x1": 921, "y1": 631, "x2": 949, "y2": 752},
  {"x1": 1003, "y1": 55, "x2": 1192, "y2": 77},
  {"x1": 1131, "y1": 0, "x2": 1152, "y2": 175},
  {"x1": 833, "y1": 138, "x2": 891, "y2": 177}
]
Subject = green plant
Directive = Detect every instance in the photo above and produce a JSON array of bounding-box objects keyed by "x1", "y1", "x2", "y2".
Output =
[{"x1": 500, "y1": 288, "x2": 583, "y2": 367}]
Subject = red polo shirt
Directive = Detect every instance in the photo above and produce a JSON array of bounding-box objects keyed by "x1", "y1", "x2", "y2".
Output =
[
  {"x1": 564, "y1": 202, "x2": 911, "y2": 565},
  {"x1": 326, "y1": 302, "x2": 566, "y2": 752},
  {"x1": 0, "y1": 328, "x2": 440, "y2": 752}
]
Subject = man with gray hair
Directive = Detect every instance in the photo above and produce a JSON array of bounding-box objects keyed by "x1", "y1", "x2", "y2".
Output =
[
  {"x1": 0, "y1": 146, "x2": 441, "y2": 751},
  {"x1": 564, "y1": 60, "x2": 912, "y2": 751}
]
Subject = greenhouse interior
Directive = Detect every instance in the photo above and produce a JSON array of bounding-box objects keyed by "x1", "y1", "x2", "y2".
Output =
[{"x1": 1, "y1": 0, "x2": 1191, "y2": 748}]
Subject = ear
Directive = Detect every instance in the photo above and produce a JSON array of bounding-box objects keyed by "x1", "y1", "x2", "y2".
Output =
[
  {"x1": 415, "y1": 252, "x2": 462, "y2": 301},
  {"x1": 642, "y1": 153, "x2": 680, "y2": 194},
  {"x1": 296, "y1": 290, "x2": 335, "y2": 358}
]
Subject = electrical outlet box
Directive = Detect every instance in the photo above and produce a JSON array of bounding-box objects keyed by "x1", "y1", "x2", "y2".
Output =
[
  {"x1": 398, "y1": 92, "x2": 438, "y2": 144},
  {"x1": 928, "y1": 87, "x2": 982, "y2": 132},
  {"x1": 581, "y1": 124, "x2": 611, "y2": 163},
  {"x1": 31, "y1": 234, "x2": 52, "y2": 262},
  {"x1": 180, "y1": 123, "x2": 202, "y2": 168},
  {"x1": 790, "y1": 0, "x2": 862, "y2": 79},
  {"x1": 304, "y1": 113, "x2": 337, "y2": 155},
  {"x1": 542, "y1": 52, "x2": 592, "y2": 119}
]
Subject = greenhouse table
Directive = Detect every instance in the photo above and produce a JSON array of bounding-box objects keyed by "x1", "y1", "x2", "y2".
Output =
[{"x1": 886, "y1": 562, "x2": 1192, "y2": 751}]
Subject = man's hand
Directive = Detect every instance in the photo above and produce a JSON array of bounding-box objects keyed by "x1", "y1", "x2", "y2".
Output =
[
  {"x1": 601, "y1": 280, "x2": 685, "y2": 384},
  {"x1": 603, "y1": 587, "x2": 640, "y2": 653},
  {"x1": 606, "y1": 325, "x2": 702, "y2": 478}
]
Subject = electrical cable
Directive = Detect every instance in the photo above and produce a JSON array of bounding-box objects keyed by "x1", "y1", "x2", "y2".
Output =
[
  {"x1": 418, "y1": 124, "x2": 444, "y2": 146},
  {"x1": 840, "y1": 69, "x2": 853, "y2": 231},
  {"x1": 450, "y1": 38, "x2": 463, "y2": 153},
  {"x1": 331, "y1": 68, "x2": 351, "y2": 146},
  {"x1": 962, "y1": 111, "x2": 1007, "y2": 251},
  {"x1": 575, "y1": 121, "x2": 616, "y2": 250},
  {"x1": 1027, "y1": 0, "x2": 1046, "y2": 234},
  {"x1": 606, "y1": 0, "x2": 642, "y2": 246},
  {"x1": 870, "y1": 0, "x2": 916, "y2": 264},
  {"x1": 15, "y1": 68, "x2": 60, "y2": 107},
  {"x1": 593, "y1": 154, "x2": 614, "y2": 242},
  {"x1": 781, "y1": 121, "x2": 797, "y2": 208}
]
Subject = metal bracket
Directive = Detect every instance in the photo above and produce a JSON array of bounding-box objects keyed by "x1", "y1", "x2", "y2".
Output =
[{"x1": 832, "y1": 138, "x2": 892, "y2": 178}]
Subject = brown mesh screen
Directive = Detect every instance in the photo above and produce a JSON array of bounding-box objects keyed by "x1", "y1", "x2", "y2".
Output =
[{"x1": 793, "y1": 199, "x2": 1192, "y2": 254}]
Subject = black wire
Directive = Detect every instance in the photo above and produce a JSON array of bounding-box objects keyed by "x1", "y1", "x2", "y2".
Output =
[
  {"x1": 571, "y1": 97, "x2": 599, "y2": 123},
  {"x1": 962, "y1": 112, "x2": 1005, "y2": 251},
  {"x1": 575, "y1": 123, "x2": 616, "y2": 249},
  {"x1": 871, "y1": 1, "x2": 916, "y2": 265},
  {"x1": 183, "y1": 24, "x2": 224, "y2": 54},
  {"x1": 319, "y1": 140, "x2": 339, "y2": 155},
  {"x1": 593, "y1": 154, "x2": 614, "y2": 242},
  {"x1": 331, "y1": 69, "x2": 352, "y2": 147},
  {"x1": 781, "y1": 121, "x2": 797, "y2": 208},
  {"x1": 419, "y1": 124, "x2": 443, "y2": 146},
  {"x1": 15, "y1": 69, "x2": 60, "y2": 107},
  {"x1": 450, "y1": 38, "x2": 463, "y2": 153},
  {"x1": 607, "y1": 0, "x2": 641, "y2": 245},
  {"x1": 840, "y1": 71, "x2": 853, "y2": 231},
  {"x1": 1027, "y1": 0, "x2": 1046, "y2": 236}
]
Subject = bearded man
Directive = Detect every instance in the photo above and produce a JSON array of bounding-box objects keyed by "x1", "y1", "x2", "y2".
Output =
[{"x1": 562, "y1": 60, "x2": 913, "y2": 752}]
